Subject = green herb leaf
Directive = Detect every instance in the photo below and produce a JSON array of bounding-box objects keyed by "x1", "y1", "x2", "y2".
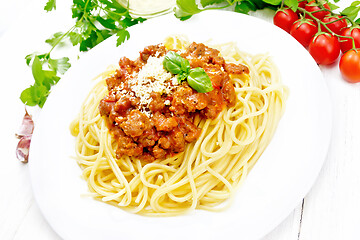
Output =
[
  {"x1": 20, "y1": 84, "x2": 49, "y2": 107},
  {"x1": 200, "y1": 0, "x2": 226, "y2": 7},
  {"x1": 99, "y1": 0, "x2": 127, "y2": 11},
  {"x1": 174, "y1": 0, "x2": 201, "y2": 18},
  {"x1": 20, "y1": 86, "x2": 38, "y2": 106},
  {"x1": 253, "y1": 0, "x2": 271, "y2": 9},
  {"x1": 45, "y1": 32, "x2": 66, "y2": 47},
  {"x1": 97, "y1": 16, "x2": 117, "y2": 29},
  {"x1": 96, "y1": 29, "x2": 112, "y2": 43},
  {"x1": 163, "y1": 51, "x2": 212, "y2": 92},
  {"x1": 262, "y1": 0, "x2": 281, "y2": 6},
  {"x1": 187, "y1": 68, "x2": 213, "y2": 93},
  {"x1": 32, "y1": 57, "x2": 45, "y2": 86},
  {"x1": 44, "y1": 0, "x2": 56, "y2": 12},
  {"x1": 234, "y1": 0, "x2": 271, "y2": 13},
  {"x1": 235, "y1": 1, "x2": 257, "y2": 14},
  {"x1": 22, "y1": 54, "x2": 69, "y2": 107},
  {"x1": 48, "y1": 57, "x2": 71, "y2": 74},
  {"x1": 351, "y1": 1, "x2": 360, "y2": 7},
  {"x1": 25, "y1": 54, "x2": 35, "y2": 66},
  {"x1": 22, "y1": 0, "x2": 144, "y2": 107},
  {"x1": 341, "y1": 6, "x2": 357, "y2": 15},
  {"x1": 284, "y1": 0, "x2": 298, "y2": 11},
  {"x1": 163, "y1": 51, "x2": 190, "y2": 75},
  {"x1": 36, "y1": 85, "x2": 50, "y2": 108},
  {"x1": 116, "y1": 29, "x2": 130, "y2": 46},
  {"x1": 41, "y1": 70, "x2": 56, "y2": 89},
  {"x1": 25, "y1": 53, "x2": 48, "y2": 66},
  {"x1": 69, "y1": 32, "x2": 82, "y2": 46},
  {"x1": 327, "y1": 2, "x2": 339, "y2": 10},
  {"x1": 341, "y1": 5, "x2": 360, "y2": 20}
]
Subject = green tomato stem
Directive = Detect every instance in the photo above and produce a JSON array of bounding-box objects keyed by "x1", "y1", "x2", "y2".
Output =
[{"x1": 297, "y1": 6, "x2": 356, "y2": 48}]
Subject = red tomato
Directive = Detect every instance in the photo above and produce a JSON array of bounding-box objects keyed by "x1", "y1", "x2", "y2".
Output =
[
  {"x1": 339, "y1": 27, "x2": 360, "y2": 53},
  {"x1": 298, "y1": 0, "x2": 307, "y2": 9},
  {"x1": 273, "y1": 8, "x2": 299, "y2": 33},
  {"x1": 321, "y1": 16, "x2": 347, "y2": 35},
  {"x1": 305, "y1": 1, "x2": 331, "y2": 19},
  {"x1": 290, "y1": 20, "x2": 318, "y2": 47},
  {"x1": 296, "y1": 0, "x2": 307, "y2": 15},
  {"x1": 339, "y1": 49, "x2": 360, "y2": 83},
  {"x1": 309, "y1": 34, "x2": 340, "y2": 65}
]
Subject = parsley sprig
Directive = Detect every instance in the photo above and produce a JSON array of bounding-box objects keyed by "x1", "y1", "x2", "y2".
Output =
[{"x1": 21, "y1": 0, "x2": 145, "y2": 107}]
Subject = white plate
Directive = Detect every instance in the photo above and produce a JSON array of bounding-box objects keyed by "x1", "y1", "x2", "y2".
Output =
[{"x1": 29, "y1": 11, "x2": 332, "y2": 240}]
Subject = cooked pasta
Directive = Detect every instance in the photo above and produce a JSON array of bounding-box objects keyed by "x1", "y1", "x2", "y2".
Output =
[{"x1": 70, "y1": 36, "x2": 288, "y2": 216}]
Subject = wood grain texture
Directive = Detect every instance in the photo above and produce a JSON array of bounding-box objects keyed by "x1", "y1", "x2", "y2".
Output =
[
  {"x1": 298, "y1": 65, "x2": 360, "y2": 240},
  {"x1": 262, "y1": 201, "x2": 303, "y2": 240}
]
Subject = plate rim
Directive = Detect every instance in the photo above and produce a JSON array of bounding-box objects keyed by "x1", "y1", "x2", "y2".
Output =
[{"x1": 28, "y1": 10, "x2": 332, "y2": 240}]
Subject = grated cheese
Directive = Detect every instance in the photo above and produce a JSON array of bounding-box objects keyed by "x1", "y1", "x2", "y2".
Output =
[{"x1": 116, "y1": 55, "x2": 177, "y2": 116}]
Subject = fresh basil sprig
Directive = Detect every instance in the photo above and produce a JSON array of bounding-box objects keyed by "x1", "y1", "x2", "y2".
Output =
[
  {"x1": 163, "y1": 51, "x2": 213, "y2": 93},
  {"x1": 163, "y1": 51, "x2": 191, "y2": 82},
  {"x1": 187, "y1": 67, "x2": 213, "y2": 93}
]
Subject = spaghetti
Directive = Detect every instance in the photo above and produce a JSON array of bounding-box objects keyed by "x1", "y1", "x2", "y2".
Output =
[{"x1": 70, "y1": 36, "x2": 288, "y2": 216}]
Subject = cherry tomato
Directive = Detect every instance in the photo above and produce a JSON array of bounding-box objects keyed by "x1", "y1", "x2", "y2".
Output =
[
  {"x1": 298, "y1": 0, "x2": 307, "y2": 9},
  {"x1": 339, "y1": 27, "x2": 360, "y2": 53},
  {"x1": 321, "y1": 16, "x2": 347, "y2": 35},
  {"x1": 290, "y1": 20, "x2": 318, "y2": 47},
  {"x1": 309, "y1": 33, "x2": 340, "y2": 65},
  {"x1": 273, "y1": 8, "x2": 299, "y2": 33},
  {"x1": 305, "y1": 1, "x2": 331, "y2": 19},
  {"x1": 339, "y1": 49, "x2": 360, "y2": 83},
  {"x1": 296, "y1": 0, "x2": 307, "y2": 15}
]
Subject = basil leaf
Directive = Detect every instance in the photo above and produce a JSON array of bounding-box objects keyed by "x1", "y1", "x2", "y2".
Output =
[
  {"x1": 163, "y1": 51, "x2": 190, "y2": 75},
  {"x1": 187, "y1": 67, "x2": 213, "y2": 93},
  {"x1": 163, "y1": 51, "x2": 212, "y2": 93}
]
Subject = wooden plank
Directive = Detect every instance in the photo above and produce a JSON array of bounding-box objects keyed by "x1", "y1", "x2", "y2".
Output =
[
  {"x1": 299, "y1": 66, "x2": 360, "y2": 240},
  {"x1": 262, "y1": 201, "x2": 303, "y2": 240},
  {"x1": 13, "y1": 203, "x2": 61, "y2": 240}
]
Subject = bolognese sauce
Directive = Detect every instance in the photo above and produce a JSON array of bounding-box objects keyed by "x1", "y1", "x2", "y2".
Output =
[{"x1": 98, "y1": 42, "x2": 249, "y2": 162}]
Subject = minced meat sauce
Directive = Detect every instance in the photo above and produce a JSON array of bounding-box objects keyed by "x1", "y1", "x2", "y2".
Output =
[{"x1": 98, "y1": 42, "x2": 249, "y2": 162}]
